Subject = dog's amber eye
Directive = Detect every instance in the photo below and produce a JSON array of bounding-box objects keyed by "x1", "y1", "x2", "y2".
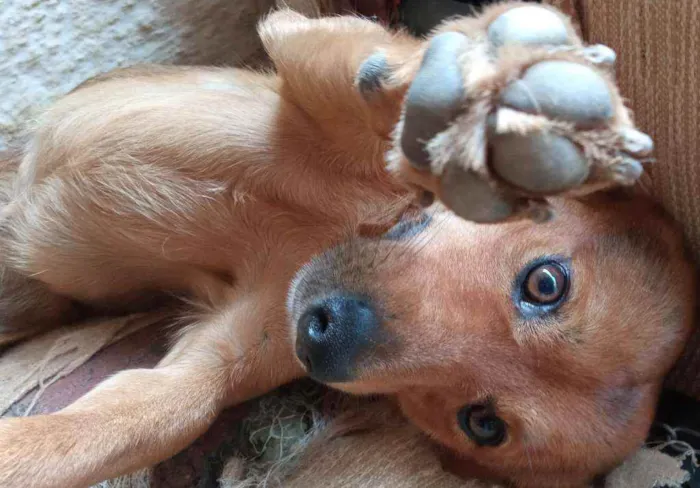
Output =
[
  {"x1": 458, "y1": 404, "x2": 507, "y2": 447},
  {"x1": 523, "y1": 262, "x2": 567, "y2": 304}
]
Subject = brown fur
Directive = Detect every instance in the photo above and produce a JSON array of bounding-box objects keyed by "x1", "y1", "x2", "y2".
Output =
[{"x1": 0, "y1": 4, "x2": 695, "y2": 488}]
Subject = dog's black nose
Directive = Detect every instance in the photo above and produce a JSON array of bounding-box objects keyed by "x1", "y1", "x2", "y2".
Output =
[{"x1": 295, "y1": 294, "x2": 379, "y2": 383}]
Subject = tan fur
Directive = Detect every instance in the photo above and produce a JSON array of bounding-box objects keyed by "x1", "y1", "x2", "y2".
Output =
[
  {"x1": 0, "y1": 4, "x2": 695, "y2": 488},
  {"x1": 281, "y1": 401, "x2": 487, "y2": 488}
]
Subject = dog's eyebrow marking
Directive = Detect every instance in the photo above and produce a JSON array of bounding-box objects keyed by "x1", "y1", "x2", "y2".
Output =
[{"x1": 383, "y1": 212, "x2": 431, "y2": 240}]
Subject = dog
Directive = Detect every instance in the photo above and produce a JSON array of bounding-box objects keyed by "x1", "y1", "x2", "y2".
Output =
[{"x1": 0, "y1": 2, "x2": 695, "y2": 487}]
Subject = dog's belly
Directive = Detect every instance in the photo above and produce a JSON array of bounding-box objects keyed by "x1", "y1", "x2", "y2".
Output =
[{"x1": 4, "y1": 66, "x2": 402, "y2": 311}]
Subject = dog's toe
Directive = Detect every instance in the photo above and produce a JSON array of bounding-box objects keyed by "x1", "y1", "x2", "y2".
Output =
[
  {"x1": 441, "y1": 165, "x2": 517, "y2": 222},
  {"x1": 609, "y1": 157, "x2": 644, "y2": 183},
  {"x1": 487, "y1": 6, "x2": 572, "y2": 47},
  {"x1": 489, "y1": 129, "x2": 589, "y2": 194},
  {"x1": 401, "y1": 32, "x2": 469, "y2": 169},
  {"x1": 489, "y1": 60, "x2": 616, "y2": 194},
  {"x1": 619, "y1": 127, "x2": 654, "y2": 157}
]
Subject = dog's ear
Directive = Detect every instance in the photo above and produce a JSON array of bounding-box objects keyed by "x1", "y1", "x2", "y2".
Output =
[
  {"x1": 257, "y1": 9, "x2": 343, "y2": 69},
  {"x1": 257, "y1": 8, "x2": 310, "y2": 54},
  {"x1": 257, "y1": 9, "x2": 400, "y2": 151},
  {"x1": 257, "y1": 10, "x2": 390, "y2": 80}
]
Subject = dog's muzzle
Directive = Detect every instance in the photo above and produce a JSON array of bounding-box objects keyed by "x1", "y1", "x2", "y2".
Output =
[{"x1": 295, "y1": 293, "x2": 380, "y2": 383}]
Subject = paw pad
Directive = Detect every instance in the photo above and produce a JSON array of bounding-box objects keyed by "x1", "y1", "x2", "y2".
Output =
[
  {"x1": 489, "y1": 130, "x2": 589, "y2": 194},
  {"x1": 441, "y1": 165, "x2": 516, "y2": 223},
  {"x1": 357, "y1": 52, "x2": 389, "y2": 98},
  {"x1": 487, "y1": 6, "x2": 572, "y2": 47},
  {"x1": 499, "y1": 61, "x2": 614, "y2": 129},
  {"x1": 401, "y1": 32, "x2": 469, "y2": 168}
]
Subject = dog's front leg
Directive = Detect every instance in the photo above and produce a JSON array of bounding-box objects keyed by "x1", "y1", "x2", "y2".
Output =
[
  {"x1": 0, "y1": 292, "x2": 302, "y2": 488},
  {"x1": 258, "y1": 10, "x2": 419, "y2": 162},
  {"x1": 261, "y1": 5, "x2": 654, "y2": 224},
  {"x1": 365, "y1": 3, "x2": 655, "y2": 224}
]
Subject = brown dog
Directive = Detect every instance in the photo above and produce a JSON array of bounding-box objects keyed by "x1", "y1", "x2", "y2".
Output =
[{"x1": 0, "y1": 3, "x2": 695, "y2": 487}]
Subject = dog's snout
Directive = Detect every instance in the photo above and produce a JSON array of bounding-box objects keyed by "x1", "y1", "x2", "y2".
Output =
[{"x1": 295, "y1": 294, "x2": 379, "y2": 383}]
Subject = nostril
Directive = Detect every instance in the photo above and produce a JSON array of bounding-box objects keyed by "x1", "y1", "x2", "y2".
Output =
[{"x1": 308, "y1": 306, "x2": 330, "y2": 339}]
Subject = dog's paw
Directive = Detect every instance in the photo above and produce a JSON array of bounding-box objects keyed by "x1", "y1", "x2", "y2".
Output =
[{"x1": 357, "y1": 4, "x2": 653, "y2": 223}]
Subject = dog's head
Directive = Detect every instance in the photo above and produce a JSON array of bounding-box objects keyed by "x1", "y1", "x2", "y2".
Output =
[{"x1": 287, "y1": 193, "x2": 696, "y2": 487}]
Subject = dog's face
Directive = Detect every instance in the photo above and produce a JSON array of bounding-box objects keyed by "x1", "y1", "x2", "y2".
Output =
[{"x1": 287, "y1": 194, "x2": 695, "y2": 487}]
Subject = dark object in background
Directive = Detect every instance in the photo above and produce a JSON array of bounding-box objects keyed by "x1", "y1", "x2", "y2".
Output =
[
  {"x1": 399, "y1": 0, "x2": 475, "y2": 35},
  {"x1": 398, "y1": 0, "x2": 539, "y2": 36}
]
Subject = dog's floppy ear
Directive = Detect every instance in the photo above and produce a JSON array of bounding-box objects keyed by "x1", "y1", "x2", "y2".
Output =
[
  {"x1": 257, "y1": 9, "x2": 400, "y2": 151},
  {"x1": 257, "y1": 9, "x2": 391, "y2": 81},
  {"x1": 257, "y1": 8, "x2": 311, "y2": 57}
]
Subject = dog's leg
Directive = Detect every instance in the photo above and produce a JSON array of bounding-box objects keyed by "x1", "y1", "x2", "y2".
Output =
[
  {"x1": 0, "y1": 289, "x2": 301, "y2": 488},
  {"x1": 261, "y1": 5, "x2": 653, "y2": 223},
  {"x1": 0, "y1": 155, "x2": 81, "y2": 345},
  {"x1": 258, "y1": 10, "x2": 420, "y2": 162},
  {"x1": 368, "y1": 3, "x2": 653, "y2": 223},
  {"x1": 0, "y1": 159, "x2": 238, "y2": 319}
]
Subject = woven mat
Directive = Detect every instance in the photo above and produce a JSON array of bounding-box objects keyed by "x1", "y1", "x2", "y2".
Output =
[{"x1": 0, "y1": 313, "x2": 167, "y2": 418}]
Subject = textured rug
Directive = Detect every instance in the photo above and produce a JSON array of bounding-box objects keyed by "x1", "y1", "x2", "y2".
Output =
[{"x1": 0, "y1": 0, "x2": 351, "y2": 150}]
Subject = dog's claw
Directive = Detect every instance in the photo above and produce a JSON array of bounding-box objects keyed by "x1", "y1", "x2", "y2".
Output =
[
  {"x1": 356, "y1": 52, "x2": 389, "y2": 99},
  {"x1": 620, "y1": 127, "x2": 654, "y2": 157},
  {"x1": 610, "y1": 157, "x2": 644, "y2": 185},
  {"x1": 487, "y1": 6, "x2": 571, "y2": 47},
  {"x1": 582, "y1": 45, "x2": 617, "y2": 67},
  {"x1": 499, "y1": 61, "x2": 614, "y2": 129},
  {"x1": 401, "y1": 32, "x2": 469, "y2": 169},
  {"x1": 489, "y1": 131, "x2": 589, "y2": 194}
]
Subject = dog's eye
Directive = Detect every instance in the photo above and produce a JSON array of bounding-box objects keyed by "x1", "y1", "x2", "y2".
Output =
[
  {"x1": 458, "y1": 404, "x2": 507, "y2": 447},
  {"x1": 523, "y1": 262, "x2": 568, "y2": 304}
]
